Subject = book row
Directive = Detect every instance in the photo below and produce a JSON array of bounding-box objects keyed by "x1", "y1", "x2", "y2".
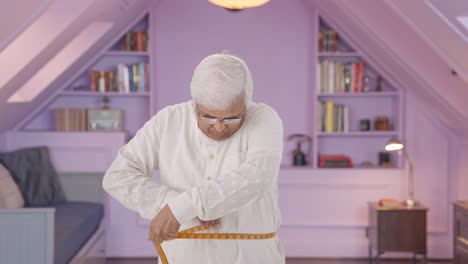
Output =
[
  {"x1": 89, "y1": 62, "x2": 150, "y2": 93},
  {"x1": 53, "y1": 108, "x2": 123, "y2": 132},
  {"x1": 118, "y1": 31, "x2": 149, "y2": 52},
  {"x1": 318, "y1": 30, "x2": 337, "y2": 53},
  {"x1": 317, "y1": 60, "x2": 365, "y2": 94},
  {"x1": 317, "y1": 101, "x2": 350, "y2": 133}
]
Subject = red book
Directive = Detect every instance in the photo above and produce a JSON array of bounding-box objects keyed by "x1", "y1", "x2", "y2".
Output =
[
  {"x1": 133, "y1": 32, "x2": 141, "y2": 52},
  {"x1": 352, "y1": 63, "x2": 357, "y2": 93},
  {"x1": 357, "y1": 61, "x2": 364, "y2": 92},
  {"x1": 89, "y1": 71, "x2": 97, "y2": 92},
  {"x1": 138, "y1": 32, "x2": 144, "y2": 51},
  {"x1": 318, "y1": 31, "x2": 323, "y2": 52},
  {"x1": 104, "y1": 72, "x2": 110, "y2": 92}
]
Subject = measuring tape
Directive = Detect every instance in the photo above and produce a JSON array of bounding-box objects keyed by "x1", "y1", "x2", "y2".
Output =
[{"x1": 153, "y1": 225, "x2": 276, "y2": 264}]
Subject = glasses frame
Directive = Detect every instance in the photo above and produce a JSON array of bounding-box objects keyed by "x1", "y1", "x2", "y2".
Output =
[{"x1": 196, "y1": 107, "x2": 246, "y2": 126}]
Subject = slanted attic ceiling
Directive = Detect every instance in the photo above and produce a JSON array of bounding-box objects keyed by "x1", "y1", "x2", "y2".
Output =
[
  {"x1": 309, "y1": 0, "x2": 468, "y2": 135},
  {"x1": 1, "y1": 0, "x2": 468, "y2": 135},
  {"x1": 0, "y1": 0, "x2": 153, "y2": 132},
  {"x1": 0, "y1": 0, "x2": 53, "y2": 51}
]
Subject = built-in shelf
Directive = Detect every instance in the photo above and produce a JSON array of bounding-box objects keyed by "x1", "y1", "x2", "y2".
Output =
[
  {"x1": 318, "y1": 52, "x2": 361, "y2": 57},
  {"x1": 317, "y1": 92, "x2": 399, "y2": 97},
  {"x1": 314, "y1": 167, "x2": 399, "y2": 170},
  {"x1": 317, "y1": 131, "x2": 398, "y2": 137},
  {"x1": 104, "y1": 51, "x2": 149, "y2": 56},
  {"x1": 61, "y1": 91, "x2": 150, "y2": 97},
  {"x1": 315, "y1": 17, "x2": 402, "y2": 169},
  {"x1": 280, "y1": 165, "x2": 315, "y2": 170},
  {"x1": 280, "y1": 165, "x2": 399, "y2": 171},
  {"x1": 19, "y1": 130, "x2": 126, "y2": 133}
]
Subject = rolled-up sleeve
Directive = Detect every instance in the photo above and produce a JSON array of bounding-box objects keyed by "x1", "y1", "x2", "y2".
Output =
[
  {"x1": 168, "y1": 107, "x2": 283, "y2": 224},
  {"x1": 103, "y1": 111, "x2": 179, "y2": 220}
]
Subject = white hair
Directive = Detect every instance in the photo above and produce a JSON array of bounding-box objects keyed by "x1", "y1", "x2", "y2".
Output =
[{"x1": 190, "y1": 53, "x2": 253, "y2": 110}]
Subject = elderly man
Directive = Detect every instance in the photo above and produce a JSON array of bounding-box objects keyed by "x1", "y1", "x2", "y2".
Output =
[{"x1": 103, "y1": 53, "x2": 285, "y2": 263}]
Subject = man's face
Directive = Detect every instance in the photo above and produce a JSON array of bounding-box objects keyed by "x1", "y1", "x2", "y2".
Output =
[{"x1": 196, "y1": 96, "x2": 246, "y2": 141}]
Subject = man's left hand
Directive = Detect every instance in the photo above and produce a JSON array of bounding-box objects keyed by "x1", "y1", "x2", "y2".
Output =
[{"x1": 148, "y1": 205, "x2": 180, "y2": 243}]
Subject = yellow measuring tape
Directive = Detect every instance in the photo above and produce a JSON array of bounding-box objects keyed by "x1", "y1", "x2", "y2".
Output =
[{"x1": 153, "y1": 225, "x2": 276, "y2": 264}]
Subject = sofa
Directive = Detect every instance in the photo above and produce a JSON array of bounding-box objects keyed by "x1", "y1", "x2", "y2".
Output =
[{"x1": 0, "y1": 146, "x2": 104, "y2": 264}]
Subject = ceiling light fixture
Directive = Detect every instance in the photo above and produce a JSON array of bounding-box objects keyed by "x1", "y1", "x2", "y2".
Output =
[{"x1": 208, "y1": 0, "x2": 270, "y2": 11}]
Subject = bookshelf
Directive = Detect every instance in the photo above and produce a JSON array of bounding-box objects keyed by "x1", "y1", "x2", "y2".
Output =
[
  {"x1": 317, "y1": 92, "x2": 399, "y2": 98},
  {"x1": 317, "y1": 131, "x2": 399, "y2": 137},
  {"x1": 103, "y1": 51, "x2": 150, "y2": 56},
  {"x1": 21, "y1": 12, "x2": 153, "y2": 139},
  {"x1": 313, "y1": 17, "x2": 402, "y2": 169},
  {"x1": 60, "y1": 91, "x2": 150, "y2": 97},
  {"x1": 318, "y1": 52, "x2": 361, "y2": 58}
]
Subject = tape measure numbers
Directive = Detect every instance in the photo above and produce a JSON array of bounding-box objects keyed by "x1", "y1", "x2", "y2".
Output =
[{"x1": 153, "y1": 225, "x2": 276, "y2": 264}]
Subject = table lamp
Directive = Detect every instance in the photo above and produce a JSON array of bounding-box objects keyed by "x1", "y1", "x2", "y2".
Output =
[{"x1": 384, "y1": 138, "x2": 415, "y2": 207}]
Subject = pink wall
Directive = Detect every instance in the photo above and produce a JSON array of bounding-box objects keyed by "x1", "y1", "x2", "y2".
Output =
[
  {"x1": 5, "y1": 1, "x2": 465, "y2": 258},
  {"x1": 152, "y1": 0, "x2": 313, "y2": 150},
  {"x1": 148, "y1": 0, "x2": 461, "y2": 257},
  {"x1": 314, "y1": 0, "x2": 468, "y2": 133},
  {"x1": 0, "y1": 133, "x2": 5, "y2": 151},
  {"x1": 451, "y1": 138, "x2": 468, "y2": 201},
  {"x1": 0, "y1": 0, "x2": 153, "y2": 132},
  {"x1": 2, "y1": 0, "x2": 467, "y2": 258}
]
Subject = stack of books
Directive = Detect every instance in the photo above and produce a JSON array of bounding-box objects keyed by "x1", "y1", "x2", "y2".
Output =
[
  {"x1": 317, "y1": 101, "x2": 349, "y2": 133},
  {"x1": 118, "y1": 31, "x2": 149, "y2": 51},
  {"x1": 89, "y1": 62, "x2": 149, "y2": 93},
  {"x1": 318, "y1": 30, "x2": 337, "y2": 52},
  {"x1": 378, "y1": 198, "x2": 401, "y2": 208},
  {"x1": 53, "y1": 108, "x2": 87, "y2": 131},
  {"x1": 317, "y1": 60, "x2": 365, "y2": 94}
]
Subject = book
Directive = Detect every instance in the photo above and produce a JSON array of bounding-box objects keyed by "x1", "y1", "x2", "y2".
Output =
[
  {"x1": 53, "y1": 108, "x2": 87, "y2": 131},
  {"x1": 378, "y1": 198, "x2": 400, "y2": 208},
  {"x1": 325, "y1": 101, "x2": 334, "y2": 132}
]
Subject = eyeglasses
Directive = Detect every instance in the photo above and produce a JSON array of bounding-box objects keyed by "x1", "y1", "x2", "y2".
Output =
[
  {"x1": 200, "y1": 116, "x2": 242, "y2": 125},
  {"x1": 197, "y1": 108, "x2": 245, "y2": 126}
]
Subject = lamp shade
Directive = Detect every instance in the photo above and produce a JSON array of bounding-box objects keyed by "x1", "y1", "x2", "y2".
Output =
[
  {"x1": 208, "y1": 0, "x2": 270, "y2": 10},
  {"x1": 385, "y1": 138, "x2": 404, "y2": 152}
]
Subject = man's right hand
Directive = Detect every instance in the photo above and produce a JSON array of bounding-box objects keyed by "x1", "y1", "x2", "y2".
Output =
[{"x1": 198, "y1": 217, "x2": 220, "y2": 229}]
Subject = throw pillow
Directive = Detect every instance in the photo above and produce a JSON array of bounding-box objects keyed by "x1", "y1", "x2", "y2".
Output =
[
  {"x1": 0, "y1": 146, "x2": 67, "y2": 207},
  {"x1": 0, "y1": 163, "x2": 25, "y2": 209}
]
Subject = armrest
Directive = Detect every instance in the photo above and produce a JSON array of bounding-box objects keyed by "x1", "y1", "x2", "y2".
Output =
[{"x1": 0, "y1": 207, "x2": 55, "y2": 264}]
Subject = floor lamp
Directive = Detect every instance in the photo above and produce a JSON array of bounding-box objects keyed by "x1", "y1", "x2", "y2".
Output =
[{"x1": 385, "y1": 138, "x2": 415, "y2": 207}]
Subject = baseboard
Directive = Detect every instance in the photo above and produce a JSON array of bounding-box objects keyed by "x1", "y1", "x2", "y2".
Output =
[{"x1": 280, "y1": 226, "x2": 453, "y2": 258}]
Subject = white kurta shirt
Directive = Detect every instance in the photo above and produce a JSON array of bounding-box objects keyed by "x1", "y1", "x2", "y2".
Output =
[{"x1": 103, "y1": 100, "x2": 285, "y2": 264}]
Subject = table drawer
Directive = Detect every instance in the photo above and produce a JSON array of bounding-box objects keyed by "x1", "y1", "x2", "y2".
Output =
[
  {"x1": 455, "y1": 207, "x2": 468, "y2": 222},
  {"x1": 454, "y1": 202, "x2": 468, "y2": 264},
  {"x1": 455, "y1": 212, "x2": 468, "y2": 240},
  {"x1": 454, "y1": 253, "x2": 468, "y2": 264},
  {"x1": 377, "y1": 211, "x2": 426, "y2": 252},
  {"x1": 455, "y1": 237, "x2": 468, "y2": 264}
]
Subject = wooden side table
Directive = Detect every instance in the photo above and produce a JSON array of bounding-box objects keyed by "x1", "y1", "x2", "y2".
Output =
[
  {"x1": 453, "y1": 201, "x2": 468, "y2": 264},
  {"x1": 367, "y1": 202, "x2": 428, "y2": 264}
]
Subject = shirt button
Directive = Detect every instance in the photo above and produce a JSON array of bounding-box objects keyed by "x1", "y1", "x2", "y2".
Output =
[
  {"x1": 209, "y1": 154, "x2": 215, "y2": 160},
  {"x1": 207, "y1": 177, "x2": 213, "y2": 181}
]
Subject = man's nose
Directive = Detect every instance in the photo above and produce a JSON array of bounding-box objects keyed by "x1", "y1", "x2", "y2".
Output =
[{"x1": 214, "y1": 121, "x2": 226, "y2": 132}]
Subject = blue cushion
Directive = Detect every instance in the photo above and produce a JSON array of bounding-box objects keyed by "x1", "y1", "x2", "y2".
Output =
[{"x1": 51, "y1": 201, "x2": 103, "y2": 264}]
